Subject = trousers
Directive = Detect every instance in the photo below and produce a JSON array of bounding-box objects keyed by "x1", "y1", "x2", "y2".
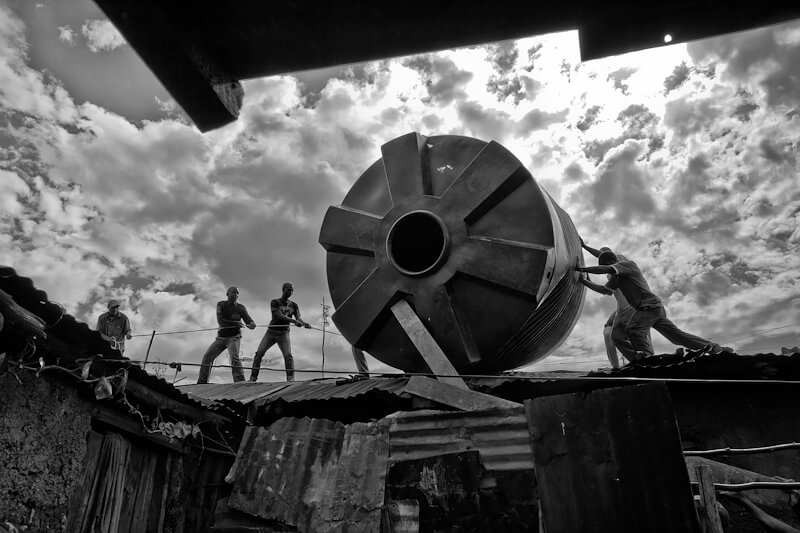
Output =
[
  {"x1": 251, "y1": 331, "x2": 293, "y2": 381},
  {"x1": 613, "y1": 306, "x2": 709, "y2": 358},
  {"x1": 197, "y1": 335, "x2": 245, "y2": 384}
]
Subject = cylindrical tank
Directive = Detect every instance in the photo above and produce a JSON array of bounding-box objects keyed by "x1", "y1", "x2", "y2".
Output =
[{"x1": 319, "y1": 132, "x2": 585, "y2": 373}]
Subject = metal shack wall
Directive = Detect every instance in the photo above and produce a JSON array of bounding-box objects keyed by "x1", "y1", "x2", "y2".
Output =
[
  {"x1": 228, "y1": 418, "x2": 390, "y2": 532},
  {"x1": 387, "y1": 407, "x2": 533, "y2": 473}
]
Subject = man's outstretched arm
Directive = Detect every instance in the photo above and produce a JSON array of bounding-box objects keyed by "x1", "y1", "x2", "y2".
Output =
[
  {"x1": 577, "y1": 265, "x2": 616, "y2": 275},
  {"x1": 579, "y1": 276, "x2": 613, "y2": 295},
  {"x1": 580, "y1": 238, "x2": 604, "y2": 258},
  {"x1": 293, "y1": 306, "x2": 312, "y2": 328}
]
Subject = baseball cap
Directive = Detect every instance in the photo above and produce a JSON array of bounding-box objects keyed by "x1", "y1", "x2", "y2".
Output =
[{"x1": 107, "y1": 299, "x2": 121, "y2": 309}]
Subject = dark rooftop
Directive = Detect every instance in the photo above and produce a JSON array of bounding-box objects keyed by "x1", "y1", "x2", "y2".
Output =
[{"x1": 93, "y1": 1, "x2": 800, "y2": 131}]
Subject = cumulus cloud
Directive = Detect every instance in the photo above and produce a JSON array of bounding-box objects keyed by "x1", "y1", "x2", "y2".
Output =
[
  {"x1": 607, "y1": 67, "x2": 637, "y2": 94},
  {"x1": 456, "y1": 101, "x2": 512, "y2": 142},
  {"x1": 663, "y1": 62, "x2": 691, "y2": 94},
  {"x1": 57, "y1": 25, "x2": 75, "y2": 45},
  {"x1": 579, "y1": 140, "x2": 657, "y2": 223},
  {"x1": 403, "y1": 55, "x2": 473, "y2": 106},
  {"x1": 3, "y1": 3, "x2": 800, "y2": 377},
  {"x1": 663, "y1": 95, "x2": 722, "y2": 138},
  {"x1": 687, "y1": 19, "x2": 800, "y2": 108},
  {"x1": 81, "y1": 18, "x2": 126, "y2": 52},
  {"x1": 516, "y1": 108, "x2": 569, "y2": 134}
]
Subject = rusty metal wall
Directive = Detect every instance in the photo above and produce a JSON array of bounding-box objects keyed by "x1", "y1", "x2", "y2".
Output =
[
  {"x1": 387, "y1": 407, "x2": 533, "y2": 473},
  {"x1": 228, "y1": 417, "x2": 389, "y2": 532},
  {"x1": 527, "y1": 383, "x2": 700, "y2": 533}
]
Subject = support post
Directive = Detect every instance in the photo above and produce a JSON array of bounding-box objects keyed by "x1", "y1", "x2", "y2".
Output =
[
  {"x1": 390, "y1": 299, "x2": 468, "y2": 390},
  {"x1": 404, "y1": 376, "x2": 521, "y2": 410},
  {"x1": 695, "y1": 465, "x2": 725, "y2": 533},
  {"x1": 143, "y1": 330, "x2": 156, "y2": 369}
]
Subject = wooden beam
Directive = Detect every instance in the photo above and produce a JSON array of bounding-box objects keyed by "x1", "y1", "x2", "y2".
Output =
[
  {"x1": 124, "y1": 378, "x2": 231, "y2": 426},
  {"x1": 94, "y1": 0, "x2": 242, "y2": 131},
  {"x1": 404, "y1": 376, "x2": 521, "y2": 411},
  {"x1": 685, "y1": 456, "x2": 792, "y2": 510},
  {"x1": 390, "y1": 300, "x2": 468, "y2": 390},
  {"x1": 695, "y1": 465, "x2": 725, "y2": 533},
  {"x1": 90, "y1": 405, "x2": 185, "y2": 453}
]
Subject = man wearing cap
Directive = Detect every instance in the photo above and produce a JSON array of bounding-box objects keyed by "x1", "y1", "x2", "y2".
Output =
[
  {"x1": 250, "y1": 282, "x2": 310, "y2": 382},
  {"x1": 197, "y1": 286, "x2": 256, "y2": 384},
  {"x1": 96, "y1": 300, "x2": 132, "y2": 354},
  {"x1": 576, "y1": 245, "x2": 730, "y2": 359}
]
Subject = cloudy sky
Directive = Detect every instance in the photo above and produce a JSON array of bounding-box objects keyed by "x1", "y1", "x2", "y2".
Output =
[{"x1": 2, "y1": 0, "x2": 799, "y2": 381}]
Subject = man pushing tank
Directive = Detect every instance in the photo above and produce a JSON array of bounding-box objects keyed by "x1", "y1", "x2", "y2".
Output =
[{"x1": 576, "y1": 241, "x2": 732, "y2": 361}]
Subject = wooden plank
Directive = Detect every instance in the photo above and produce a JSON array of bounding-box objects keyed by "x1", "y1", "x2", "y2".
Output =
[
  {"x1": 685, "y1": 456, "x2": 790, "y2": 510},
  {"x1": 390, "y1": 300, "x2": 469, "y2": 390},
  {"x1": 117, "y1": 445, "x2": 143, "y2": 533},
  {"x1": 695, "y1": 465, "x2": 724, "y2": 533},
  {"x1": 147, "y1": 452, "x2": 172, "y2": 533},
  {"x1": 90, "y1": 405, "x2": 186, "y2": 453},
  {"x1": 129, "y1": 452, "x2": 157, "y2": 533},
  {"x1": 526, "y1": 383, "x2": 701, "y2": 533},
  {"x1": 124, "y1": 379, "x2": 231, "y2": 425},
  {"x1": 65, "y1": 431, "x2": 105, "y2": 532},
  {"x1": 404, "y1": 376, "x2": 521, "y2": 411}
]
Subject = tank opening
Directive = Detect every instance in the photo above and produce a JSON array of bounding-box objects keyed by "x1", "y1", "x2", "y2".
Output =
[{"x1": 387, "y1": 211, "x2": 449, "y2": 276}]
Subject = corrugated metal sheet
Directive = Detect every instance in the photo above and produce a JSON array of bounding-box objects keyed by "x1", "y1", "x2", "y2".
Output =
[
  {"x1": 228, "y1": 417, "x2": 389, "y2": 532},
  {"x1": 387, "y1": 407, "x2": 533, "y2": 473},
  {"x1": 179, "y1": 382, "x2": 293, "y2": 404},
  {"x1": 180, "y1": 377, "x2": 410, "y2": 406},
  {"x1": 269, "y1": 377, "x2": 409, "y2": 404}
]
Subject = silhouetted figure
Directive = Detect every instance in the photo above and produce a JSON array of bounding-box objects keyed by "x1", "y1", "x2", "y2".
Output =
[
  {"x1": 197, "y1": 287, "x2": 255, "y2": 384},
  {"x1": 250, "y1": 283, "x2": 310, "y2": 382},
  {"x1": 96, "y1": 299, "x2": 132, "y2": 354},
  {"x1": 577, "y1": 248, "x2": 729, "y2": 359},
  {"x1": 351, "y1": 346, "x2": 370, "y2": 378}
]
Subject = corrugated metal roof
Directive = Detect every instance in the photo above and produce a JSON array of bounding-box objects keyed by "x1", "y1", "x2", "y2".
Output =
[
  {"x1": 387, "y1": 407, "x2": 533, "y2": 473},
  {"x1": 0, "y1": 265, "x2": 121, "y2": 359},
  {"x1": 228, "y1": 417, "x2": 389, "y2": 531},
  {"x1": 178, "y1": 381, "x2": 294, "y2": 404},
  {"x1": 0, "y1": 266, "x2": 231, "y2": 417},
  {"x1": 179, "y1": 376, "x2": 410, "y2": 406}
]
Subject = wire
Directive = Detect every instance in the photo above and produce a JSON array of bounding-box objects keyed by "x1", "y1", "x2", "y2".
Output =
[
  {"x1": 97, "y1": 359, "x2": 800, "y2": 384},
  {"x1": 708, "y1": 321, "x2": 800, "y2": 343},
  {"x1": 129, "y1": 323, "x2": 343, "y2": 338}
]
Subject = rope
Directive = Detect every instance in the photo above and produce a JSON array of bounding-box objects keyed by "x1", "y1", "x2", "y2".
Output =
[
  {"x1": 129, "y1": 323, "x2": 343, "y2": 338},
  {"x1": 123, "y1": 320, "x2": 798, "y2": 344}
]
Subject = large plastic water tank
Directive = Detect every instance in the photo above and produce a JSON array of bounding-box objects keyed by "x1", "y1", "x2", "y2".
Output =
[{"x1": 319, "y1": 132, "x2": 585, "y2": 373}]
